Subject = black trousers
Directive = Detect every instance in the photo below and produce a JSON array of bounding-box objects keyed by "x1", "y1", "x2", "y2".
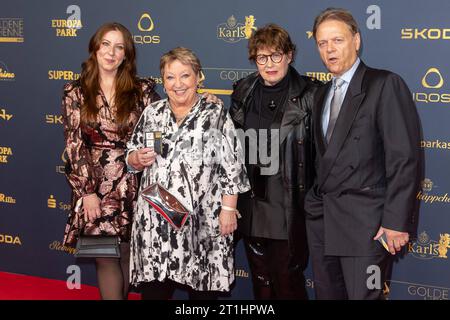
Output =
[
  {"x1": 306, "y1": 217, "x2": 391, "y2": 300},
  {"x1": 140, "y1": 279, "x2": 220, "y2": 300},
  {"x1": 243, "y1": 236, "x2": 308, "y2": 300}
]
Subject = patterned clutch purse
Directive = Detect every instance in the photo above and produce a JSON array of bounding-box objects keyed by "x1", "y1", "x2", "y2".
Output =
[{"x1": 141, "y1": 183, "x2": 190, "y2": 230}]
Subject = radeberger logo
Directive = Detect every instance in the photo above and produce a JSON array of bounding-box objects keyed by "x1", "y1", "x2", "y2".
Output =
[
  {"x1": 0, "y1": 108, "x2": 13, "y2": 121},
  {"x1": 51, "y1": 5, "x2": 82, "y2": 37},
  {"x1": 0, "y1": 234, "x2": 22, "y2": 245},
  {"x1": 133, "y1": 12, "x2": 160, "y2": 45},
  {"x1": 0, "y1": 61, "x2": 15, "y2": 81},
  {"x1": 306, "y1": 71, "x2": 333, "y2": 82},
  {"x1": 217, "y1": 15, "x2": 257, "y2": 43},
  {"x1": 49, "y1": 241, "x2": 77, "y2": 255},
  {"x1": 48, "y1": 70, "x2": 80, "y2": 81},
  {"x1": 408, "y1": 231, "x2": 450, "y2": 260},
  {"x1": 0, "y1": 18, "x2": 24, "y2": 42},
  {"x1": 0, "y1": 192, "x2": 16, "y2": 204},
  {"x1": 0, "y1": 146, "x2": 13, "y2": 164},
  {"x1": 401, "y1": 28, "x2": 450, "y2": 40},
  {"x1": 413, "y1": 67, "x2": 450, "y2": 104}
]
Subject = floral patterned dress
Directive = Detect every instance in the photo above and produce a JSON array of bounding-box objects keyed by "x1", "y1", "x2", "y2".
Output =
[
  {"x1": 62, "y1": 78, "x2": 160, "y2": 247},
  {"x1": 126, "y1": 98, "x2": 250, "y2": 291}
]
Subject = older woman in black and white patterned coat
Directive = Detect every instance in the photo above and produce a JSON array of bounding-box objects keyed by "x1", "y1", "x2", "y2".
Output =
[{"x1": 126, "y1": 47, "x2": 250, "y2": 300}]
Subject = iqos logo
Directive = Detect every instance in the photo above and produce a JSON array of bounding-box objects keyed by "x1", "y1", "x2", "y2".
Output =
[
  {"x1": 422, "y1": 68, "x2": 444, "y2": 89},
  {"x1": 134, "y1": 12, "x2": 160, "y2": 44},
  {"x1": 137, "y1": 13, "x2": 154, "y2": 32}
]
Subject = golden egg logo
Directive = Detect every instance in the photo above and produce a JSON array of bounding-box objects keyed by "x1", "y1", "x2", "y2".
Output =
[
  {"x1": 133, "y1": 12, "x2": 160, "y2": 45},
  {"x1": 422, "y1": 67, "x2": 444, "y2": 89},
  {"x1": 138, "y1": 13, "x2": 154, "y2": 32}
]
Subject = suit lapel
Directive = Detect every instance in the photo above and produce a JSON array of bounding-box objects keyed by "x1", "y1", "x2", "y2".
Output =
[{"x1": 318, "y1": 62, "x2": 367, "y2": 188}]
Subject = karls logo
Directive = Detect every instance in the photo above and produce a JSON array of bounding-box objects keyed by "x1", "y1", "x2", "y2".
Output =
[
  {"x1": 48, "y1": 70, "x2": 80, "y2": 81},
  {"x1": 0, "y1": 146, "x2": 13, "y2": 164},
  {"x1": 416, "y1": 178, "x2": 450, "y2": 204},
  {"x1": 408, "y1": 231, "x2": 450, "y2": 260},
  {"x1": 217, "y1": 15, "x2": 257, "y2": 43},
  {"x1": 413, "y1": 67, "x2": 450, "y2": 104},
  {"x1": 0, "y1": 234, "x2": 22, "y2": 245},
  {"x1": 133, "y1": 12, "x2": 160, "y2": 45},
  {"x1": 0, "y1": 108, "x2": 13, "y2": 121},
  {"x1": 51, "y1": 5, "x2": 82, "y2": 37},
  {"x1": 0, "y1": 61, "x2": 15, "y2": 81},
  {"x1": 401, "y1": 28, "x2": 450, "y2": 40},
  {"x1": 0, "y1": 192, "x2": 16, "y2": 204},
  {"x1": 0, "y1": 18, "x2": 24, "y2": 42}
]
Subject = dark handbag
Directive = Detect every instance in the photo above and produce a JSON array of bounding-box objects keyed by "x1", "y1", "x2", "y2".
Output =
[
  {"x1": 75, "y1": 235, "x2": 120, "y2": 258},
  {"x1": 140, "y1": 183, "x2": 190, "y2": 230}
]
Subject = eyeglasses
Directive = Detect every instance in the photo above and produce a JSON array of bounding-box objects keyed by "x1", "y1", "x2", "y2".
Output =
[{"x1": 255, "y1": 52, "x2": 284, "y2": 65}]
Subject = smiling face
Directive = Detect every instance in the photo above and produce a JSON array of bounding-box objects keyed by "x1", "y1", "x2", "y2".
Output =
[
  {"x1": 163, "y1": 59, "x2": 199, "y2": 108},
  {"x1": 315, "y1": 19, "x2": 360, "y2": 77},
  {"x1": 95, "y1": 29, "x2": 126, "y2": 77},
  {"x1": 255, "y1": 46, "x2": 292, "y2": 86}
]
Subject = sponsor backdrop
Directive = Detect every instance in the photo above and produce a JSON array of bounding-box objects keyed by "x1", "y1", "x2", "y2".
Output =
[{"x1": 1, "y1": 0, "x2": 449, "y2": 300}]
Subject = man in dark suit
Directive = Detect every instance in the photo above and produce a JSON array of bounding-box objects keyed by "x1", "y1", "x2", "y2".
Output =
[{"x1": 304, "y1": 8, "x2": 421, "y2": 299}]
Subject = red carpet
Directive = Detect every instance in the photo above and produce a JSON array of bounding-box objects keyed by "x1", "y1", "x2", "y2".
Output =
[{"x1": 0, "y1": 272, "x2": 140, "y2": 300}]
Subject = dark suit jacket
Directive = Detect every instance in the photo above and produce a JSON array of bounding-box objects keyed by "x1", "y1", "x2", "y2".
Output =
[{"x1": 304, "y1": 61, "x2": 421, "y2": 256}]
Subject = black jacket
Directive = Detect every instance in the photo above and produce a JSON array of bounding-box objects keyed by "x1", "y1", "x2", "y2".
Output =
[
  {"x1": 305, "y1": 62, "x2": 422, "y2": 256},
  {"x1": 230, "y1": 66, "x2": 322, "y2": 269}
]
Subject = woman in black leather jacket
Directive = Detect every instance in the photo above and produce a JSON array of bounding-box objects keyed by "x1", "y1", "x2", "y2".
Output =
[{"x1": 230, "y1": 23, "x2": 322, "y2": 300}]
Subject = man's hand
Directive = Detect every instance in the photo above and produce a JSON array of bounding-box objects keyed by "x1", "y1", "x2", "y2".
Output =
[{"x1": 374, "y1": 227, "x2": 409, "y2": 255}]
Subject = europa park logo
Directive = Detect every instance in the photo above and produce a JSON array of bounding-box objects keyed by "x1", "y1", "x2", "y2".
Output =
[
  {"x1": 408, "y1": 231, "x2": 450, "y2": 260},
  {"x1": 51, "y1": 5, "x2": 82, "y2": 37},
  {"x1": 133, "y1": 12, "x2": 160, "y2": 45},
  {"x1": 413, "y1": 67, "x2": 450, "y2": 104},
  {"x1": 217, "y1": 15, "x2": 257, "y2": 43}
]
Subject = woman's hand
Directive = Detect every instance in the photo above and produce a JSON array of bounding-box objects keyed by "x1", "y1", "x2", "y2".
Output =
[
  {"x1": 219, "y1": 210, "x2": 238, "y2": 236},
  {"x1": 82, "y1": 193, "x2": 101, "y2": 223},
  {"x1": 128, "y1": 148, "x2": 157, "y2": 170}
]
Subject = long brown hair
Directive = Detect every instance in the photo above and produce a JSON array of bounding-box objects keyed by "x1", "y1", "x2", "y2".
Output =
[{"x1": 80, "y1": 22, "x2": 141, "y2": 137}]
